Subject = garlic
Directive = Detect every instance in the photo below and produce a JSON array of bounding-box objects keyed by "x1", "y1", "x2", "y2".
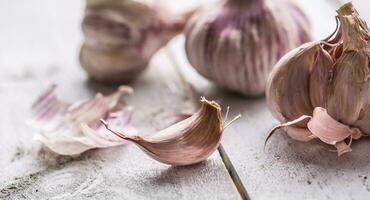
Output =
[
  {"x1": 80, "y1": 0, "x2": 194, "y2": 83},
  {"x1": 185, "y1": 0, "x2": 311, "y2": 96},
  {"x1": 266, "y1": 2, "x2": 370, "y2": 155},
  {"x1": 28, "y1": 84, "x2": 137, "y2": 155},
  {"x1": 101, "y1": 97, "x2": 241, "y2": 166}
]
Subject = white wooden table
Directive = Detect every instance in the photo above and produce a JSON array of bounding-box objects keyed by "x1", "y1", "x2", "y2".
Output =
[{"x1": 0, "y1": 0, "x2": 369, "y2": 199}]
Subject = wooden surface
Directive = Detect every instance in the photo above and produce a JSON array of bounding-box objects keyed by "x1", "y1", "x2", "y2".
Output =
[
  {"x1": 1, "y1": 0, "x2": 370, "y2": 200},
  {"x1": 173, "y1": 0, "x2": 370, "y2": 199},
  {"x1": 0, "y1": 1, "x2": 239, "y2": 199}
]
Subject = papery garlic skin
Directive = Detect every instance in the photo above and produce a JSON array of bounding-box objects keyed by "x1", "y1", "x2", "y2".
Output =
[
  {"x1": 266, "y1": 2, "x2": 370, "y2": 155},
  {"x1": 266, "y1": 42, "x2": 333, "y2": 126},
  {"x1": 135, "y1": 98, "x2": 222, "y2": 165},
  {"x1": 326, "y1": 6, "x2": 370, "y2": 126},
  {"x1": 102, "y1": 98, "x2": 240, "y2": 166},
  {"x1": 80, "y1": 0, "x2": 192, "y2": 83},
  {"x1": 185, "y1": 0, "x2": 311, "y2": 96},
  {"x1": 28, "y1": 84, "x2": 137, "y2": 155}
]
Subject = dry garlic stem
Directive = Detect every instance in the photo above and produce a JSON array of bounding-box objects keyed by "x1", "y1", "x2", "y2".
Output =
[
  {"x1": 80, "y1": 0, "x2": 195, "y2": 84},
  {"x1": 266, "y1": 2, "x2": 369, "y2": 156},
  {"x1": 102, "y1": 98, "x2": 241, "y2": 166},
  {"x1": 185, "y1": 0, "x2": 311, "y2": 96}
]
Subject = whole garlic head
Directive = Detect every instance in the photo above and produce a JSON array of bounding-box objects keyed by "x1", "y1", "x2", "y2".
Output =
[
  {"x1": 185, "y1": 0, "x2": 311, "y2": 96},
  {"x1": 80, "y1": 0, "x2": 193, "y2": 83},
  {"x1": 266, "y1": 2, "x2": 370, "y2": 155}
]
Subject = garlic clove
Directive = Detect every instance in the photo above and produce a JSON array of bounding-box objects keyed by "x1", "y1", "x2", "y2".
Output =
[
  {"x1": 307, "y1": 107, "x2": 352, "y2": 145},
  {"x1": 80, "y1": 44, "x2": 148, "y2": 83},
  {"x1": 28, "y1": 84, "x2": 137, "y2": 155},
  {"x1": 309, "y1": 45, "x2": 334, "y2": 108},
  {"x1": 267, "y1": 41, "x2": 334, "y2": 126},
  {"x1": 267, "y1": 43, "x2": 319, "y2": 126},
  {"x1": 326, "y1": 51, "x2": 369, "y2": 124},
  {"x1": 102, "y1": 97, "x2": 241, "y2": 166},
  {"x1": 326, "y1": 2, "x2": 370, "y2": 125},
  {"x1": 326, "y1": 1, "x2": 370, "y2": 130},
  {"x1": 354, "y1": 105, "x2": 370, "y2": 135},
  {"x1": 266, "y1": 107, "x2": 353, "y2": 156}
]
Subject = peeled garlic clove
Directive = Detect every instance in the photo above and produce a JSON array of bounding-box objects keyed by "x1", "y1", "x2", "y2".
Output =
[
  {"x1": 28, "y1": 84, "x2": 137, "y2": 155},
  {"x1": 185, "y1": 0, "x2": 311, "y2": 96},
  {"x1": 102, "y1": 98, "x2": 240, "y2": 166},
  {"x1": 307, "y1": 107, "x2": 352, "y2": 145},
  {"x1": 81, "y1": 0, "x2": 194, "y2": 84}
]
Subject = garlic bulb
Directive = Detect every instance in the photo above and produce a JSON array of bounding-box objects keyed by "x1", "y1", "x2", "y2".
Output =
[
  {"x1": 266, "y1": 2, "x2": 370, "y2": 155},
  {"x1": 185, "y1": 0, "x2": 311, "y2": 96},
  {"x1": 80, "y1": 0, "x2": 194, "y2": 83},
  {"x1": 28, "y1": 84, "x2": 137, "y2": 155},
  {"x1": 102, "y1": 98, "x2": 241, "y2": 166}
]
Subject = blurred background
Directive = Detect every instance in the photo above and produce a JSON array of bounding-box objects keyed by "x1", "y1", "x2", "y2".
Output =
[{"x1": 0, "y1": 0, "x2": 368, "y2": 85}]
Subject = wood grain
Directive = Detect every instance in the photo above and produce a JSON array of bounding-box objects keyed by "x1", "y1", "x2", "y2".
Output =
[
  {"x1": 0, "y1": 1, "x2": 240, "y2": 199},
  {"x1": 2, "y1": 0, "x2": 369, "y2": 199},
  {"x1": 172, "y1": 0, "x2": 370, "y2": 199}
]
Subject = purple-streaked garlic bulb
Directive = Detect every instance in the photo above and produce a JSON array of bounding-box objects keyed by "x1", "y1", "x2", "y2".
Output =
[
  {"x1": 80, "y1": 0, "x2": 194, "y2": 83},
  {"x1": 185, "y1": 0, "x2": 311, "y2": 96},
  {"x1": 266, "y1": 2, "x2": 370, "y2": 156}
]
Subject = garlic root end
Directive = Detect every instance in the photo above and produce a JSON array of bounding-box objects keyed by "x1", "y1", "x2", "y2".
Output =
[{"x1": 223, "y1": 114, "x2": 241, "y2": 130}]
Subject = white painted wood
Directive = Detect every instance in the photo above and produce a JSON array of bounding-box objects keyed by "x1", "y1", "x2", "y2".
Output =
[
  {"x1": 171, "y1": 0, "x2": 370, "y2": 199},
  {"x1": 0, "y1": 1, "x2": 240, "y2": 199},
  {"x1": 2, "y1": 0, "x2": 369, "y2": 199}
]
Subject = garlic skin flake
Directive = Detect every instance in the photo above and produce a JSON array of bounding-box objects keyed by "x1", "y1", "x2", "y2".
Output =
[
  {"x1": 102, "y1": 98, "x2": 241, "y2": 166},
  {"x1": 185, "y1": 0, "x2": 311, "y2": 96},
  {"x1": 28, "y1": 84, "x2": 137, "y2": 155},
  {"x1": 266, "y1": 2, "x2": 369, "y2": 155},
  {"x1": 80, "y1": 0, "x2": 194, "y2": 83}
]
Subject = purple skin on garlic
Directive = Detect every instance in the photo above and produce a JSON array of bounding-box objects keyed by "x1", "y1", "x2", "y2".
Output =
[
  {"x1": 100, "y1": 97, "x2": 241, "y2": 166},
  {"x1": 28, "y1": 84, "x2": 137, "y2": 156},
  {"x1": 185, "y1": 0, "x2": 311, "y2": 96},
  {"x1": 80, "y1": 0, "x2": 194, "y2": 84},
  {"x1": 285, "y1": 2, "x2": 311, "y2": 44},
  {"x1": 266, "y1": 2, "x2": 370, "y2": 156}
]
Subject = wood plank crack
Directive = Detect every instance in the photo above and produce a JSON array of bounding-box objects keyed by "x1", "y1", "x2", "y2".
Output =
[
  {"x1": 218, "y1": 145, "x2": 251, "y2": 200},
  {"x1": 165, "y1": 47, "x2": 250, "y2": 200}
]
